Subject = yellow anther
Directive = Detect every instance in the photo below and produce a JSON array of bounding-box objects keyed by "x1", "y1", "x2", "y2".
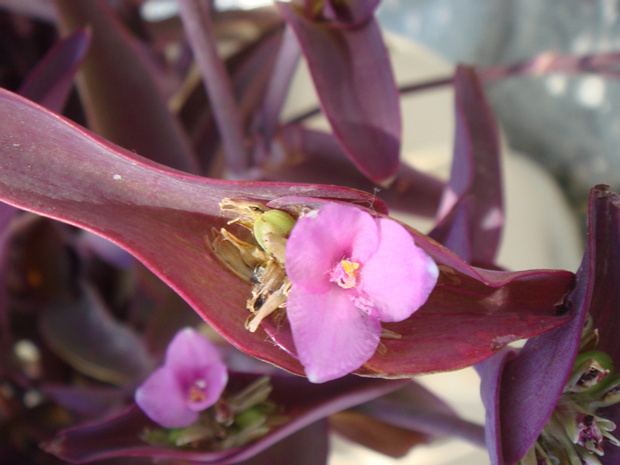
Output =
[{"x1": 341, "y1": 260, "x2": 359, "y2": 277}]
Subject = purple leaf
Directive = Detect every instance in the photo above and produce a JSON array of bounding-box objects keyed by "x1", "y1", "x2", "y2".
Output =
[
  {"x1": 431, "y1": 66, "x2": 503, "y2": 266},
  {"x1": 53, "y1": 0, "x2": 199, "y2": 174},
  {"x1": 0, "y1": 88, "x2": 383, "y2": 376},
  {"x1": 278, "y1": 1, "x2": 401, "y2": 184},
  {"x1": 0, "y1": 90, "x2": 575, "y2": 380},
  {"x1": 42, "y1": 384, "x2": 128, "y2": 419},
  {"x1": 263, "y1": 237, "x2": 575, "y2": 377},
  {"x1": 18, "y1": 29, "x2": 91, "y2": 113},
  {"x1": 45, "y1": 374, "x2": 406, "y2": 463},
  {"x1": 476, "y1": 184, "x2": 620, "y2": 465},
  {"x1": 253, "y1": 26, "x2": 302, "y2": 164},
  {"x1": 234, "y1": 420, "x2": 328, "y2": 465},
  {"x1": 359, "y1": 380, "x2": 486, "y2": 447},
  {"x1": 329, "y1": 411, "x2": 427, "y2": 458},
  {"x1": 39, "y1": 283, "x2": 156, "y2": 386},
  {"x1": 177, "y1": 0, "x2": 248, "y2": 175},
  {"x1": 267, "y1": 124, "x2": 444, "y2": 217}
]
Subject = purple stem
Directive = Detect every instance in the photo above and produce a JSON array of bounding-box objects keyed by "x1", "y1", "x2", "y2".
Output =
[{"x1": 177, "y1": 0, "x2": 248, "y2": 175}]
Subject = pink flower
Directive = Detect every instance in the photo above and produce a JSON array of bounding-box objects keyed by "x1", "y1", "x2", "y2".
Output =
[
  {"x1": 285, "y1": 203, "x2": 439, "y2": 383},
  {"x1": 135, "y1": 328, "x2": 228, "y2": 428}
]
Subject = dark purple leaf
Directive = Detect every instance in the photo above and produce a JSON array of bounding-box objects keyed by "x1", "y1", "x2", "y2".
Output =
[
  {"x1": 234, "y1": 420, "x2": 328, "y2": 465},
  {"x1": 431, "y1": 66, "x2": 503, "y2": 266},
  {"x1": 39, "y1": 283, "x2": 156, "y2": 386},
  {"x1": 0, "y1": 90, "x2": 574, "y2": 379},
  {"x1": 42, "y1": 384, "x2": 128, "y2": 419},
  {"x1": 53, "y1": 0, "x2": 199, "y2": 174},
  {"x1": 330, "y1": 410, "x2": 427, "y2": 458},
  {"x1": 18, "y1": 29, "x2": 90, "y2": 113},
  {"x1": 430, "y1": 196, "x2": 474, "y2": 262},
  {"x1": 262, "y1": 233, "x2": 575, "y2": 377},
  {"x1": 183, "y1": 17, "x2": 283, "y2": 175},
  {"x1": 253, "y1": 26, "x2": 301, "y2": 164},
  {"x1": 278, "y1": 1, "x2": 401, "y2": 184},
  {"x1": 178, "y1": 0, "x2": 248, "y2": 175},
  {"x1": 358, "y1": 380, "x2": 485, "y2": 447},
  {"x1": 578, "y1": 185, "x2": 620, "y2": 465},
  {"x1": 268, "y1": 124, "x2": 443, "y2": 217},
  {"x1": 45, "y1": 373, "x2": 405, "y2": 463},
  {"x1": 476, "y1": 184, "x2": 620, "y2": 465},
  {"x1": 0, "y1": 88, "x2": 382, "y2": 376}
]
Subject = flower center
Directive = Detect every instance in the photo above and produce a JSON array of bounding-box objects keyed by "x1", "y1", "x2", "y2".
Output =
[
  {"x1": 576, "y1": 413, "x2": 608, "y2": 454},
  {"x1": 329, "y1": 259, "x2": 360, "y2": 289},
  {"x1": 187, "y1": 378, "x2": 208, "y2": 404}
]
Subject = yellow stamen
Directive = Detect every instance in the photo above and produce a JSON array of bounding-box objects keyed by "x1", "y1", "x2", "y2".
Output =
[{"x1": 341, "y1": 260, "x2": 359, "y2": 278}]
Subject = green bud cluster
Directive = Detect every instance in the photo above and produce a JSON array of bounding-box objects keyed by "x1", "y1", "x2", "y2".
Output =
[
  {"x1": 141, "y1": 376, "x2": 284, "y2": 450},
  {"x1": 252, "y1": 209, "x2": 296, "y2": 257},
  {"x1": 520, "y1": 345, "x2": 620, "y2": 464}
]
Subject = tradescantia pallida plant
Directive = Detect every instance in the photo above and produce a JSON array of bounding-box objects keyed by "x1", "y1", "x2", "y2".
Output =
[{"x1": 0, "y1": 0, "x2": 617, "y2": 463}]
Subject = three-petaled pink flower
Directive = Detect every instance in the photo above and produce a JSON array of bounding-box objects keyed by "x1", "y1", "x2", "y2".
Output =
[
  {"x1": 285, "y1": 203, "x2": 439, "y2": 383},
  {"x1": 135, "y1": 327, "x2": 228, "y2": 428}
]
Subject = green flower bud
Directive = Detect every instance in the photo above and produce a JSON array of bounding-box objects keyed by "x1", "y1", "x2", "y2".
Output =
[
  {"x1": 590, "y1": 374, "x2": 620, "y2": 409},
  {"x1": 253, "y1": 209, "x2": 295, "y2": 259},
  {"x1": 566, "y1": 351, "x2": 614, "y2": 393},
  {"x1": 234, "y1": 407, "x2": 266, "y2": 430}
]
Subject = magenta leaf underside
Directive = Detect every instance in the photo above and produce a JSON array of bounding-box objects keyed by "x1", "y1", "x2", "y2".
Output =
[{"x1": 0, "y1": 89, "x2": 575, "y2": 378}]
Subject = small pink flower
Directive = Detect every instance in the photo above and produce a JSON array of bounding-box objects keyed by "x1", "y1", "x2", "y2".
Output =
[
  {"x1": 285, "y1": 203, "x2": 439, "y2": 383},
  {"x1": 135, "y1": 328, "x2": 228, "y2": 428}
]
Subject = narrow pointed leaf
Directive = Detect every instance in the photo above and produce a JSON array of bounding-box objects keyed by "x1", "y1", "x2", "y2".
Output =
[
  {"x1": 177, "y1": 0, "x2": 248, "y2": 174},
  {"x1": 53, "y1": 0, "x2": 199, "y2": 174},
  {"x1": 40, "y1": 283, "x2": 156, "y2": 386},
  {"x1": 330, "y1": 411, "x2": 427, "y2": 458},
  {"x1": 0, "y1": 88, "x2": 382, "y2": 376},
  {"x1": 576, "y1": 185, "x2": 620, "y2": 465},
  {"x1": 262, "y1": 226, "x2": 575, "y2": 377},
  {"x1": 476, "y1": 184, "x2": 620, "y2": 465},
  {"x1": 432, "y1": 66, "x2": 503, "y2": 265},
  {"x1": 278, "y1": 2, "x2": 401, "y2": 184},
  {"x1": 270, "y1": 125, "x2": 443, "y2": 217},
  {"x1": 18, "y1": 29, "x2": 91, "y2": 113},
  {"x1": 235, "y1": 420, "x2": 328, "y2": 465},
  {"x1": 358, "y1": 380, "x2": 486, "y2": 447},
  {"x1": 0, "y1": 90, "x2": 574, "y2": 380},
  {"x1": 254, "y1": 26, "x2": 301, "y2": 163}
]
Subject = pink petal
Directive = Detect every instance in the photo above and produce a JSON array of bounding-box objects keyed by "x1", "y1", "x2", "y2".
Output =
[
  {"x1": 286, "y1": 286, "x2": 381, "y2": 383},
  {"x1": 134, "y1": 366, "x2": 198, "y2": 428},
  {"x1": 285, "y1": 204, "x2": 379, "y2": 294},
  {"x1": 165, "y1": 327, "x2": 225, "y2": 371},
  {"x1": 165, "y1": 328, "x2": 228, "y2": 411},
  {"x1": 359, "y1": 218, "x2": 439, "y2": 323}
]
